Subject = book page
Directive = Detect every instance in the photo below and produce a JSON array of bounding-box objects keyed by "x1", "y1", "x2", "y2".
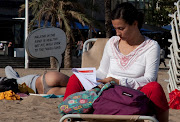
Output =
[{"x1": 72, "y1": 67, "x2": 101, "y2": 90}]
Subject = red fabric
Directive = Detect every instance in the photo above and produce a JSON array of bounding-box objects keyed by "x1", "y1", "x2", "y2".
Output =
[
  {"x1": 63, "y1": 74, "x2": 84, "y2": 100},
  {"x1": 63, "y1": 76, "x2": 169, "y2": 113},
  {"x1": 169, "y1": 89, "x2": 180, "y2": 109},
  {"x1": 140, "y1": 82, "x2": 169, "y2": 113}
]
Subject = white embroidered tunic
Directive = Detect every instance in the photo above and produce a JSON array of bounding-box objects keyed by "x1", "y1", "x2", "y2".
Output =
[{"x1": 96, "y1": 36, "x2": 160, "y2": 89}]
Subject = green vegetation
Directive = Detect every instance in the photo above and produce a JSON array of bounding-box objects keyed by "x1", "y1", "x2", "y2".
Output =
[
  {"x1": 151, "y1": 0, "x2": 177, "y2": 26},
  {"x1": 19, "y1": 0, "x2": 98, "y2": 68}
]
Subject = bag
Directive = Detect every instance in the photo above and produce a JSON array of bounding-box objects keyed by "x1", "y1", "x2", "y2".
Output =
[
  {"x1": 58, "y1": 88, "x2": 100, "y2": 115},
  {"x1": 58, "y1": 82, "x2": 114, "y2": 115},
  {"x1": 169, "y1": 89, "x2": 180, "y2": 109},
  {"x1": 93, "y1": 84, "x2": 151, "y2": 115},
  {"x1": 0, "y1": 77, "x2": 19, "y2": 93}
]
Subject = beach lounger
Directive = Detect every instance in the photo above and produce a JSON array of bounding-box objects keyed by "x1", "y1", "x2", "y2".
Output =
[
  {"x1": 166, "y1": 45, "x2": 180, "y2": 92},
  {"x1": 168, "y1": 45, "x2": 180, "y2": 77},
  {"x1": 166, "y1": 8, "x2": 180, "y2": 93},
  {"x1": 167, "y1": 60, "x2": 180, "y2": 93},
  {"x1": 59, "y1": 38, "x2": 158, "y2": 122}
]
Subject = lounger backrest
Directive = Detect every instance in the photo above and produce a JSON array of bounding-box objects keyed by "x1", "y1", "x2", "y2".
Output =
[{"x1": 81, "y1": 38, "x2": 109, "y2": 69}]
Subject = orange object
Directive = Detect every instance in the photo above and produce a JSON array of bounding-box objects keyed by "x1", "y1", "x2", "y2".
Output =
[{"x1": 0, "y1": 90, "x2": 20, "y2": 100}]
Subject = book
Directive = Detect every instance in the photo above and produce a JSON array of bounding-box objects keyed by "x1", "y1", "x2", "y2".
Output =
[{"x1": 72, "y1": 67, "x2": 101, "y2": 90}]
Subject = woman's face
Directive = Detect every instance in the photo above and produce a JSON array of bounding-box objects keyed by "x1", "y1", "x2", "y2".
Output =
[{"x1": 112, "y1": 19, "x2": 138, "y2": 41}]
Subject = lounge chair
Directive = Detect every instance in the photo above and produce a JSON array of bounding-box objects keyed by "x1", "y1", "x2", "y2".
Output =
[
  {"x1": 166, "y1": 6, "x2": 180, "y2": 92},
  {"x1": 166, "y1": 9, "x2": 180, "y2": 93},
  {"x1": 60, "y1": 38, "x2": 158, "y2": 122},
  {"x1": 169, "y1": 45, "x2": 180, "y2": 77},
  {"x1": 166, "y1": 45, "x2": 180, "y2": 92},
  {"x1": 167, "y1": 60, "x2": 180, "y2": 93}
]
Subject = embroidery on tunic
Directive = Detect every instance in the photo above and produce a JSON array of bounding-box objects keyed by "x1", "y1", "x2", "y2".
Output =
[{"x1": 111, "y1": 37, "x2": 153, "y2": 70}]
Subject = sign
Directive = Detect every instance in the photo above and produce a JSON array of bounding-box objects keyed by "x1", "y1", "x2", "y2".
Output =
[{"x1": 26, "y1": 27, "x2": 66, "y2": 71}]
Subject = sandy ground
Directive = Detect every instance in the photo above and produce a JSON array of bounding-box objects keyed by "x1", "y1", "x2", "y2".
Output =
[{"x1": 0, "y1": 58, "x2": 179, "y2": 122}]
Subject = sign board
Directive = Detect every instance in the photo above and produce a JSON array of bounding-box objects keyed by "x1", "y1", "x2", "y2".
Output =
[{"x1": 26, "y1": 27, "x2": 66, "y2": 71}]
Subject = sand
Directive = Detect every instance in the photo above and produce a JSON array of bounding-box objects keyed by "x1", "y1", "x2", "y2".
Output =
[
  {"x1": 0, "y1": 62, "x2": 179, "y2": 122},
  {"x1": 0, "y1": 68, "x2": 72, "y2": 122}
]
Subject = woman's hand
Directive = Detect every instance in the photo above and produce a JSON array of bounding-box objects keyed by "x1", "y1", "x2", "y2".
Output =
[{"x1": 97, "y1": 77, "x2": 119, "y2": 84}]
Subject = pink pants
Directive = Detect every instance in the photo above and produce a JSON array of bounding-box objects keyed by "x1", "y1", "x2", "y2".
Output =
[{"x1": 64, "y1": 74, "x2": 169, "y2": 113}]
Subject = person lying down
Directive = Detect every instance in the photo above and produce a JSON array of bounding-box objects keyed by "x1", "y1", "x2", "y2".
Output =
[{"x1": 5, "y1": 66, "x2": 69, "y2": 95}]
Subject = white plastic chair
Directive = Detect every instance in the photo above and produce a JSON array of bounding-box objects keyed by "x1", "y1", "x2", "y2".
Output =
[
  {"x1": 167, "y1": 60, "x2": 180, "y2": 93},
  {"x1": 166, "y1": 0, "x2": 180, "y2": 94},
  {"x1": 174, "y1": 1, "x2": 180, "y2": 26},
  {"x1": 167, "y1": 45, "x2": 180, "y2": 91},
  {"x1": 169, "y1": 45, "x2": 180, "y2": 76},
  {"x1": 170, "y1": 20, "x2": 180, "y2": 59}
]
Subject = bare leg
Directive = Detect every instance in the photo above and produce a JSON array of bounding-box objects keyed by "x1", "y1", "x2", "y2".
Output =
[{"x1": 47, "y1": 87, "x2": 66, "y2": 95}]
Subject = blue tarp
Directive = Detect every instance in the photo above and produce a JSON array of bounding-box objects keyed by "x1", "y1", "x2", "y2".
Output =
[
  {"x1": 71, "y1": 22, "x2": 89, "y2": 29},
  {"x1": 140, "y1": 28, "x2": 163, "y2": 34},
  {"x1": 162, "y1": 25, "x2": 171, "y2": 30},
  {"x1": 71, "y1": 22, "x2": 99, "y2": 32},
  {"x1": 34, "y1": 20, "x2": 51, "y2": 27},
  {"x1": 34, "y1": 21, "x2": 99, "y2": 31},
  {"x1": 140, "y1": 28, "x2": 152, "y2": 32}
]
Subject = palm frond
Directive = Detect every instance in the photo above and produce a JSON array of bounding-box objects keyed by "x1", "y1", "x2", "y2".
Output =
[
  {"x1": 18, "y1": 0, "x2": 101, "y2": 68},
  {"x1": 68, "y1": 10, "x2": 96, "y2": 29},
  {"x1": 18, "y1": 4, "x2": 25, "y2": 17}
]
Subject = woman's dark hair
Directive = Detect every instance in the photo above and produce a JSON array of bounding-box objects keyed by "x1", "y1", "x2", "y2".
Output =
[{"x1": 111, "y1": 2, "x2": 144, "y2": 29}]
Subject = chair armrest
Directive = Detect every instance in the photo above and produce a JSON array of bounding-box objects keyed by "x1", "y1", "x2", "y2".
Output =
[
  {"x1": 83, "y1": 38, "x2": 97, "y2": 52},
  {"x1": 59, "y1": 114, "x2": 159, "y2": 122}
]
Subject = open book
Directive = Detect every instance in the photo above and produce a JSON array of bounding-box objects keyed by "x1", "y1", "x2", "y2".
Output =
[{"x1": 72, "y1": 67, "x2": 101, "y2": 90}]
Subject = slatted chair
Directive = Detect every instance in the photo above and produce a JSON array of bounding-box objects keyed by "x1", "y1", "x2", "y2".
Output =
[
  {"x1": 166, "y1": 44, "x2": 180, "y2": 93},
  {"x1": 169, "y1": 45, "x2": 180, "y2": 77},
  {"x1": 167, "y1": 59, "x2": 180, "y2": 93},
  {"x1": 166, "y1": 6, "x2": 180, "y2": 93}
]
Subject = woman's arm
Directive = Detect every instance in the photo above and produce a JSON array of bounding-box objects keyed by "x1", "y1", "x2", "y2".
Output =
[{"x1": 96, "y1": 40, "x2": 111, "y2": 79}]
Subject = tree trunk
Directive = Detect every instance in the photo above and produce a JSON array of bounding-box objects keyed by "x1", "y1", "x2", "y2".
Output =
[
  {"x1": 50, "y1": 57, "x2": 57, "y2": 68},
  {"x1": 105, "y1": 0, "x2": 112, "y2": 38},
  {"x1": 64, "y1": 33, "x2": 71, "y2": 68},
  {"x1": 50, "y1": 13, "x2": 57, "y2": 69}
]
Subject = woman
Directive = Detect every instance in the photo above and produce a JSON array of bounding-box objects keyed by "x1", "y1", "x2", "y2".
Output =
[
  {"x1": 5, "y1": 66, "x2": 69, "y2": 95},
  {"x1": 63, "y1": 2, "x2": 169, "y2": 122}
]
